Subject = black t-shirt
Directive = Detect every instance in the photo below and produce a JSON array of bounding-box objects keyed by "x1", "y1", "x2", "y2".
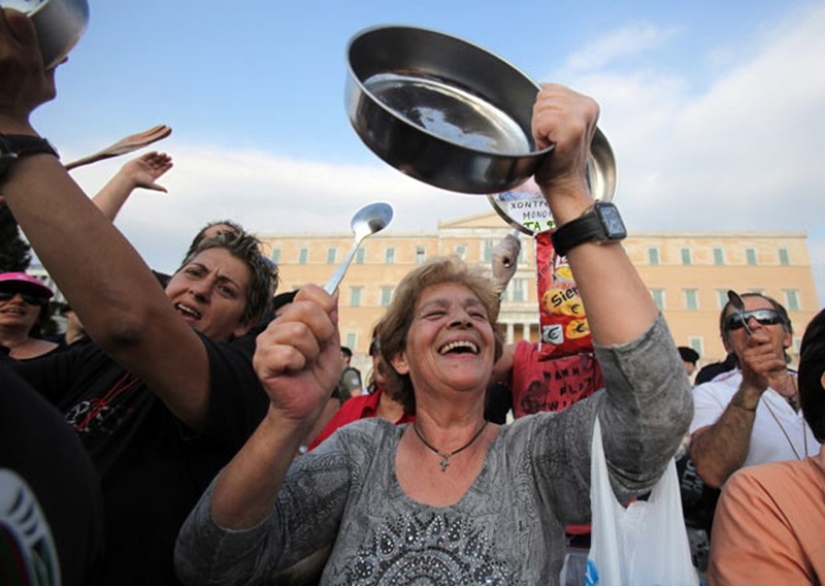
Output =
[
  {"x1": 485, "y1": 381, "x2": 513, "y2": 424},
  {"x1": 12, "y1": 334, "x2": 269, "y2": 586},
  {"x1": 676, "y1": 454, "x2": 721, "y2": 533},
  {"x1": 0, "y1": 364, "x2": 105, "y2": 586}
]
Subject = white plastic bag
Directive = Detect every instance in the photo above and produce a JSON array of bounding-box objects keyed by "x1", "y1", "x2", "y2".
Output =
[{"x1": 585, "y1": 419, "x2": 699, "y2": 586}]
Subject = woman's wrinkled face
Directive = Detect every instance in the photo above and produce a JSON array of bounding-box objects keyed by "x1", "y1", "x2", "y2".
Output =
[{"x1": 391, "y1": 282, "x2": 495, "y2": 396}]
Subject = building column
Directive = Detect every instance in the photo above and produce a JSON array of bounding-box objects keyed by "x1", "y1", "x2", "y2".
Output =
[{"x1": 506, "y1": 323, "x2": 515, "y2": 344}]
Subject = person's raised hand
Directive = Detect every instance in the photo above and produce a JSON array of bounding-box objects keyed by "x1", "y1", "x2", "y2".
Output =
[
  {"x1": 0, "y1": 9, "x2": 56, "y2": 133},
  {"x1": 491, "y1": 232, "x2": 520, "y2": 294},
  {"x1": 738, "y1": 329, "x2": 787, "y2": 394},
  {"x1": 120, "y1": 151, "x2": 173, "y2": 192},
  {"x1": 531, "y1": 84, "x2": 599, "y2": 222},
  {"x1": 253, "y1": 285, "x2": 341, "y2": 425}
]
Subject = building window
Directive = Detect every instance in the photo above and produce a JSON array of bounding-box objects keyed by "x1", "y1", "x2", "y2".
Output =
[
  {"x1": 650, "y1": 289, "x2": 666, "y2": 311},
  {"x1": 455, "y1": 245, "x2": 467, "y2": 260},
  {"x1": 415, "y1": 246, "x2": 426, "y2": 264},
  {"x1": 298, "y1": 248, "x2": 308, "y2": 265},
  {"x1": 688, "y1": 336, "x2": 704, "y2": 357},
  {"x1": 355, "y1": 248, "x2": 365, "y2": 264},
  {"x1": 511, "y1": 278, "x2": 526, "y2": 302},
  {"x1": 326, "y1": 247, "x2": 337, "y2": 264},
  {"x1": 270, "y1": 248, "x2": 281, "y2": 264},
  {"x1": 483, "y1": 240, "x2": 495, "y2": 263},
  {"x1": 712, "y1": 247, "x2": 724, "y2": 266},
  {"x1": 716, "y1": 289, "x2": 729, "y2": 309},
  {"x1": 680, "y1": 248, "x2": 692, "y2": 265},
  {"x1": 350, "y1": 286, "x2": 362, "y2": 307},
  {"x1": 385, "y1": 247, "x2": 395, "y2": 265},
  {"x1": 345, "y1": 332, "x2": 357, "y2": 349},
  {"x1": 380, "y1": 287, "x2": 393, "y2": 307},
  {"x1": 778, "y1": 247, "x2": 790, "y2": 266},
  {"x1": 784, "y1": 289, "x2": 800, "y2": 311},
  {"x1": 684, "y1": 289, "x2": 699, "y2": 310},
  {"x1": 746, "y1": 248, "x2": 758, "y2": 266},
  {"x1": 647, "y1": 247, "x2": 660, "y2": 265}
]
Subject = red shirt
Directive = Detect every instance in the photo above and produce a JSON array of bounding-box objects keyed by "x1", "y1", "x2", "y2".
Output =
[
  {"x1": 510, "y1": 340, "x2": 603, "y2": 419},
  {"x1": 510, "y1": 340, "x2": 603, "y2": 536},
  {"x1": 307, "y1": 389, "x2": 414, "y2": 450}
]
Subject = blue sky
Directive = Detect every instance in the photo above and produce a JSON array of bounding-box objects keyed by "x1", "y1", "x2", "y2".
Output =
[{"x1": 28, "y1": 0, "x2": 825, "y2": 304}]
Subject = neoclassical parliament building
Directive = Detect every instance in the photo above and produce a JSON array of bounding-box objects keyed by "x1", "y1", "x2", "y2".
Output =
[{"x1": 260, "y1": 211, "x2": 818, "y2": 371}]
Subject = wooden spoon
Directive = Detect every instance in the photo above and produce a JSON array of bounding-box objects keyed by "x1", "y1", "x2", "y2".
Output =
[{"x1": 64, "y1": 124, "x2": 172, "y2": 170}]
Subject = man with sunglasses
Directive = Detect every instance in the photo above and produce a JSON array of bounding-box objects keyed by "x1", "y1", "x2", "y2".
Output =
[
  {"x1": 0, "y1": 271, "x2": 60, "y2": 359},
  {"x1": 689, "y1": 292, "x2": 820, "y2": 491}
]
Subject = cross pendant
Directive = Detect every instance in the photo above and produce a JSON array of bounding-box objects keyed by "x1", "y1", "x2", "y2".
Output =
[{"x1": 440, "y1": 458, "x2": 450, "y2": 472}]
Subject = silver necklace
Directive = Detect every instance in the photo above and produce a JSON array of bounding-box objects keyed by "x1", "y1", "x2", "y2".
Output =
[
  {"x1": 413, "y1": 421, "x2": 489, "y2": 472},
  {"x1": 762, "y1": 398, "x2": 808, "y2": 461}
]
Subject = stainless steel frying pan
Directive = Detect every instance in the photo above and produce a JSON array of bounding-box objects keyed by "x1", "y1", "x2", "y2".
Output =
[{"x1": 345, "y1": 25, "x2": 616, "y2": 200}]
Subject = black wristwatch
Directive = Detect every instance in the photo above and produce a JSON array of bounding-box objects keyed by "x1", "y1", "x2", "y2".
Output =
[
  {"x1": 0, "y1": 134, "x2": 59, "y2": 181},
  {"x1": 551, "y1": 201, "x2": 627, "y2": 257}
]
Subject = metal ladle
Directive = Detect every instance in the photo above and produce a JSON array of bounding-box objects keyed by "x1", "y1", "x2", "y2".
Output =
[
  {"x1": 324, "y1": 202, "x2": 394, "y2": 294},
  {"x1": 727, "y1": 289, "x2": 753, "y2": 336}
]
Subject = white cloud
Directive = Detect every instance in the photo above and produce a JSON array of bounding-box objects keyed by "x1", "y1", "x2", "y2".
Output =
[
  {"x1": 543, "y1": 4, "x2": 825, "y2": 304},
  {"x1": 562, "y1": 23, "x2": 679, "y2": 73},
  {"x1": 64, "y1": 4, "x2": 825, "y2": 304},
  {"x1": 66, "y1": 143, "x2": 493, "y2": 274}
]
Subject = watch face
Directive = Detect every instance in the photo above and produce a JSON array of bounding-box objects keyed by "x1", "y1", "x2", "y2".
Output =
[{"x1": 597, "y1": 204, "x2": 627, "y2": 239}]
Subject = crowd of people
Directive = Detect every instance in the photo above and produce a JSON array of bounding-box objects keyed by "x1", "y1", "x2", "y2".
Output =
[{"x1": 1, "y1": 7, "x2": 823, "y2": 586}]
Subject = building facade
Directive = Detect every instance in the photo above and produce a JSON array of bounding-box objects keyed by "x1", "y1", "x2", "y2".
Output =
[{"x1": 261, "y1": 211, "x2": 818, "y2": 372}]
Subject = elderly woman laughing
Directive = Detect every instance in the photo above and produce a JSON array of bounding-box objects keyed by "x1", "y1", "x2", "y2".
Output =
[{"x1": 174, "y1": 84, "x2": 692, "y2": 585}]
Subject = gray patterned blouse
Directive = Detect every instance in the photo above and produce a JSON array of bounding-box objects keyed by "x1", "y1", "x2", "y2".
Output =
[{"x1": 175, "y1": 315, "x2": 692, "y2": 585}]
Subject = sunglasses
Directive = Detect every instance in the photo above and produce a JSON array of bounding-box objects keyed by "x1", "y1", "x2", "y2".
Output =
[
  {"x1": 724, "y1": 308, "x2": 785, "y2": 332},
  {"x1": 0, "y1": 291, "x2": 49, "y2": 306}
]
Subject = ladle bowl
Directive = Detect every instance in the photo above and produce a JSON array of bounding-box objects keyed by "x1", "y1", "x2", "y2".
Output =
[
  {"x1": 727, "y1": 289, "x2": 753, "y2": 336},
  {"x1": 324, "y1": 202, "x2": 394, "y2": 294}
]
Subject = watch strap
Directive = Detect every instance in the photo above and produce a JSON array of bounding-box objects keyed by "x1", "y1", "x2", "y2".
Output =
[
  {"x1": 551, "y1": 205, "x2": 602, "y2": 257},
  {"x1": 551, "y1": 201, "x2": 626, "y2": 257},
  {"x1": 0, "y1": 134, "x2": 59, "y2": 159}
]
